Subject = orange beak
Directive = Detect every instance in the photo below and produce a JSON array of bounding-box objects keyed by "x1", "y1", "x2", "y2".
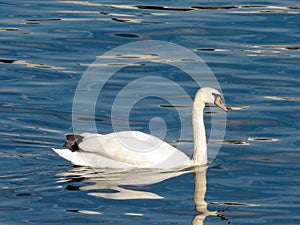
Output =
[{"x1": 215, "y1": 97, "x2": 228, "y2": 112}]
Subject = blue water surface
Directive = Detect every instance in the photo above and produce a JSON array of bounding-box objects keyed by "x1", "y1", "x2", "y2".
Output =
[{"x1": 1, "y1": 0, "x2": 300, "y2": 224}]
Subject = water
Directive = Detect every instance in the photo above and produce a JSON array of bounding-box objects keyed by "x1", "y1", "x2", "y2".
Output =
[{"x1": 1, "y1": 0, "x2": 300, "y2": 224}]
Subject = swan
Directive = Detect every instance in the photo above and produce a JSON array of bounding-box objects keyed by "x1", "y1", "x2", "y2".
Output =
[{"x1": 52, "y1": 87, "x2": 227, "y2": 169}]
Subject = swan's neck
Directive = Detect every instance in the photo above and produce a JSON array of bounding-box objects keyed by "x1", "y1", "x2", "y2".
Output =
[{"x1": 191, "y1": 98, "x2": 207, "y2": 166}]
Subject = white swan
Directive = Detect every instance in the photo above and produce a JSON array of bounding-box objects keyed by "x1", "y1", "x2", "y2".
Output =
[{"x1": 52, "y1": 87, "x2": 227, "y2": 169}]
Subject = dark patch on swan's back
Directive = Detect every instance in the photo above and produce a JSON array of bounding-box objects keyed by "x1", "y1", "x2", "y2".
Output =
[{"x1": 64, "y1": 134, "x2": 84, "y2": 152}]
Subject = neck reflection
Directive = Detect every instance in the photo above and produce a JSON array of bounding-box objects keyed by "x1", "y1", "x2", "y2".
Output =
[{"x1": 57, "y1": 165, "x2": 228, "y2": 223}]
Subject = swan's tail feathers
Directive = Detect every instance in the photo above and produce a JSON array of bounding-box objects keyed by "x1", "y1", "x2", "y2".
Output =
[
  {"x1": 51, "y1": 148, "x2": 88, "y2": 166},
  {"x1": 64, "y1": 134, "x2": 84, "y2": 152}
]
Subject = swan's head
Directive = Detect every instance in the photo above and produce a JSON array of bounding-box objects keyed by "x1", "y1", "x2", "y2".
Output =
[{"x1": 196, "y1": 87, "x2": 228, "y2": 112}]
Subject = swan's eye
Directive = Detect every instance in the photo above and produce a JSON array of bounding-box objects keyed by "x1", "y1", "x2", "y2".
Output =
[{"x1": 212, "y1": 93, "x2": 222, "y2": 100}]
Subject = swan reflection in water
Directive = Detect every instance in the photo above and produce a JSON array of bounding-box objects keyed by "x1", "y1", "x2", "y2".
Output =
[{"x1": 56, "y1": 166, "x2": 229, "y2": 224}]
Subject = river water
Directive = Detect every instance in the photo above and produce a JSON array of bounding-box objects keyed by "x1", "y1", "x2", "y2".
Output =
[{"x1": 1, "y1": 0, "x2": 300, "y2": 224}]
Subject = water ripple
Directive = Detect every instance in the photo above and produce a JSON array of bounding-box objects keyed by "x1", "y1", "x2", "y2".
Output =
[{"x1": 1, "y1": 0, "x2": 300, "y2": 224}]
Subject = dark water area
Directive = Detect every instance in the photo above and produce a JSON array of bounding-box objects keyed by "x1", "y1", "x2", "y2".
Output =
[{"x1": 1, "y1": 0, "x2": 300, "y2": 224}]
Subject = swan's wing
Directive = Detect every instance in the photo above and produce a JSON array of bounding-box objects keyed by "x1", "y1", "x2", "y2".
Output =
[
  {"x1": 78, "y1": 131, "x2": 190, "y2": 168},
  {"x1": 52, "y1": 148, "x2": 133, "y2": 168}
]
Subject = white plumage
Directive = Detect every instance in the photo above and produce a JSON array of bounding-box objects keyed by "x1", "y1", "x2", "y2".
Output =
[{"x1": 52, "y1": 87, "x2": 227, "y2": 169}]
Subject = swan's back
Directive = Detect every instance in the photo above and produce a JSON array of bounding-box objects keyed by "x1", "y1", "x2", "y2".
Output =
[
  {"x1": 53, "y1": 131, "x2": 190, "y2": 168},
  {"x1": 78, "y1": 131, "x2": 190, "y2": 168}
]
